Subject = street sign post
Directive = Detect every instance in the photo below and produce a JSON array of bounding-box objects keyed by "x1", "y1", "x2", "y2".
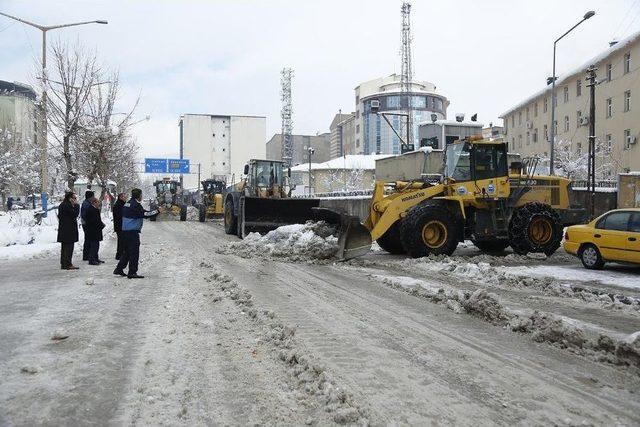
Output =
[
  {"x1": 145, "y1": 158, "x2": 168, "y2": 173},
  {"x1": 168, "y1": 159, "x2": 190, "y2": 174}
]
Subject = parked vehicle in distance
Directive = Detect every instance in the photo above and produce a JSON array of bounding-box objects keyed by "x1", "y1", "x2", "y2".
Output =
[{"x1": 563, "y1": 208, "x2": 640, "y2": 269}]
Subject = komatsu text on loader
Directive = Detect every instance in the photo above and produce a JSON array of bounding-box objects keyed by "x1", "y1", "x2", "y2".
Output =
[
  {"x1": 362, "y1": 136, "x2": 586, "y2": 258},
  {"x1": 223, "y1": 159, "x2": 371, "y2": 259}
]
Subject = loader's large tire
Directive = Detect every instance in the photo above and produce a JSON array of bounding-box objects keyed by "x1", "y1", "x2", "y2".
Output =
[
  {"x1": 508, "y1": 202, "x2": 563, "y2": 256},
  {"x1": 224, "y1": 202, "x2": 237, "y2": 235},
  {"x1": 472, "y1": 239, "x2": 510, "y2": 253},
  {"x1": 376, "y1": 221, "x2": 406, "y2": 255},
  {"x1": 180, "y1": 205, "x2": 187, "y2": 222},
  {"x1": 198, "y1": 205, "x2": 206, "y2": 222},
  {"x1": 400, "y1": 203, "x2": 459, "y2": 258}
]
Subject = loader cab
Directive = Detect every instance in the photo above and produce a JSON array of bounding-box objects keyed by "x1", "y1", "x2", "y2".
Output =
[
  {"x1": 248, "y1": 160, "x2": 285, "y2": 189},
  {"x1": 444, "y1": 138, "x2": 508, "y2": 183}
]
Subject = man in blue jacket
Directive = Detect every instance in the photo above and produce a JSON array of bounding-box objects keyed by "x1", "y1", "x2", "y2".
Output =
[{"x1": 113, "y1": 188, "x2": 158, "y2": 279}]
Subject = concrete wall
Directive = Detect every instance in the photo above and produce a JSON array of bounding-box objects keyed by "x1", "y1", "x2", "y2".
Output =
[
  {"x1": 618, "y1": 173, "x2": 640, "y2": 207},
  {"x1": 181, "y1": 114, "x2": 265, "y2": 188}
]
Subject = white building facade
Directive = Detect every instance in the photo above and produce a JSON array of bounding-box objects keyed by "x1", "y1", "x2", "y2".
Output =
[
  {"x1": 179, "y1": 114, "x2": 266, "y2": 189},
  {"x1": 354, "y1": 74, "x2": 449, "y2": 155}
]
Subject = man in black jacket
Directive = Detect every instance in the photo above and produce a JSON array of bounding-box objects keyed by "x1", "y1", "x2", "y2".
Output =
[
  {"x1": 57, "y1": 191, "x2": 80, "y2": 270},
  {"x1": 80, "y1": 190, "x2": 94, "y2": 261},
  {"x1": 112, "y1": 193, "x2": 126, "y2": 260},
  {"x1": 85, "y1": 197, "x2": 105, "y2": 265}
]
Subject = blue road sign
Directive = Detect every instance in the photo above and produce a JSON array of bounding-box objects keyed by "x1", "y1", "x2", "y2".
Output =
[
  {"x1": 168, "y1": 159, "x2": 190, "y2": 174},
  {"x1": 145, "y1": 158, "x2": 168, "y2": 173}
]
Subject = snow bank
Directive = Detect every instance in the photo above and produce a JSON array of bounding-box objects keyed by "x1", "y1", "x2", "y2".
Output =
[
  {"x1": 0, "y1": 210, "x2": 59, "y2": 260},
  {"x1": 218, "y1": 222, "x2": 339, "y2": 261}
]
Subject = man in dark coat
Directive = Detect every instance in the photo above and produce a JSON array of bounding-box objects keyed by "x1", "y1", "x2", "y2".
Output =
[
  {"x1": 85, "y1": 197, "x2": 105, "y2": 265},
  {"x1": 57, "y1": 191, "x2": 80, "y2": 270},
  {"x1": 80, "y1": 190, "x2": 94, "y2": 261},
  {"x1": 114, "y1": 188, "x2": 158, "y2": 279},
  {"x1": 112, "y1": 193, "x2": 126, "y2": 260}
]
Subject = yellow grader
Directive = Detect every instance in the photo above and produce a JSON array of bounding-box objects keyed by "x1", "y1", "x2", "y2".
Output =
[
  {"x1": 359, "y1": 136, "x2": 586, "y2": 258},
  {"x1": 150, "y1": 178, "x2": 188, "y2": 222},
  {"x1": 198, "y1": 179, "x2": 225, "y2": 222}
]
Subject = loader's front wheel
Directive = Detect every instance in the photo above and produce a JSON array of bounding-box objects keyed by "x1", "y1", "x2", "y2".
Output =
[
  {"x1": 199, "y1": 205, "x2": 206, "y2": 222},
  {"x1": 401, "y1": 203, "x2": 459, "y2": 258},
  {"x1": 224, "y1": 202, "x2": 237, "y2": 235},
  {"x1": 509, "y1": 202, "x2": 562, "y2": 256},
  {"x1": 376, "y1": 221, "x2": 406, "y2": 254}
]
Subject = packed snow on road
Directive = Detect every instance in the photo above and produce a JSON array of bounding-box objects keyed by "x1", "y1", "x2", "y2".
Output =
[{"x1": 1, "y1": 219, "x2": 639, "y2": 425}]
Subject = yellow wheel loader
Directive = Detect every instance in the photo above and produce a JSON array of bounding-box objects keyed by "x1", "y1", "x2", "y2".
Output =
[
  {"x1": 198, "y1": 179, "x2": 225, "y2": 222},
  {"x1": 223, "y1": 159, "x2": 371, "y2": 259},
  {"x1": 363, "y1": 136, "x2": 586, "y2": 258}
]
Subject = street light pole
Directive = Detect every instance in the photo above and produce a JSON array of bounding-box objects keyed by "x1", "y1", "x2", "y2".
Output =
[
  {"x1": 0, "y1": 12, "x2": 107, "y2": 215},
  {"x1": 549, "y1": 10, "x2": 595, "y2": 175}
]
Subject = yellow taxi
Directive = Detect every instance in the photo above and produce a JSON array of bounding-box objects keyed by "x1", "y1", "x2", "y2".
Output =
[{"x1": 563, "y1": 208, "x2": 640, "y2": 269}]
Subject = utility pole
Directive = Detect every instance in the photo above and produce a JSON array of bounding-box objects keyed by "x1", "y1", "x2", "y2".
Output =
[
  {"x1": 280, "y1": 68, "x2": 294, "y2": 168},
  {"x1": 586, "y1": 65, "x2": 597, "y2": 219},
  {"x1": 0, "y1": 12, "x2": 107, "y2": 216},
  {"x1": 305, "y1": 146, "x2": 315, "y2": 195},
  {"x1": 400, "y1": 2, "x2": 414, "y2": 148}
]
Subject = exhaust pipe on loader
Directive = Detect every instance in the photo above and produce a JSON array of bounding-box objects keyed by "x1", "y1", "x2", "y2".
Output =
[{"x1": 238, "y1": 198, "x2": 372, "y2": 260}]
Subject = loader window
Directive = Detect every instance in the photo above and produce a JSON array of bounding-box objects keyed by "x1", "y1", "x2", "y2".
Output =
[
  {"x1": 254, "y1": 162, "x2": 284, "y2": 187},
  {"x1": 445, "y1": 142, "x2": 471, "y2": 181},
  {"x1": 472, "y1": 144, "x2": 508, "y2": 180}
]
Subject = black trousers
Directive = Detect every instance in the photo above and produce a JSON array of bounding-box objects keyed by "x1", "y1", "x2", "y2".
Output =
[
  {"x1": 115, "y1": 230, "x2": 124, "y2": 260},
  {"x1": 88, "y1": 240, "x2": 100, "y2": 263},
  {"x1": 116, "y1": 231, "x2": 140, "y2": 275},
  {"x1": 60, "y1": 242, "x2": 74, "y2": 269},
  {"x1": 82, "y1": 225, "x2": 90, "y2": 260}
]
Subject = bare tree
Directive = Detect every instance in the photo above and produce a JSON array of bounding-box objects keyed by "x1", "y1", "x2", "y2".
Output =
[
  {"x1": 46, "y1": 40, "x2": 99, "y2": 190},
  {"x1": 0, "y1": 126, "x2": 40, "y2": 208}
]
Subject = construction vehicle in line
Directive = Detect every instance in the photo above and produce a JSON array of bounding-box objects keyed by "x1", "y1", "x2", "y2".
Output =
[
  {"x1": 198, "y1": 178, "x2": 226, "y2": 222},
  {"x1": 223, "y1": 159, "x2": 370, "y2": 259},
  {"x1": 361, "y1": 136, "x2": 586, "y2": 258},
  {"x1": 150, "y1": 178, "x2": 188, "y2": 222}
]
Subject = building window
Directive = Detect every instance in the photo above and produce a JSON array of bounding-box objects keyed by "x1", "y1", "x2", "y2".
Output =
[
  {"x1": 356, "y1": 124, "x2": 360, "y2": 133},
  {"x1": 606, "y1": 98, "x2": 612, "y2": 118},
  {"x1": 518, "y1": 134, "x2": 522, "y2": 148},
  {"x1": 564, "y1": 116, "x2": 569, "y2": 132},
  {"x1": 576, "y1": 79, "x2": 582, "y2": 97},
  {"x1": 544, "y1": 124, "x2": 548, "y2": 142},
  {"x1": 606, "y1": 134, "x2": 612, "y2": 150},
  {"x1": 518, "y1": 111, "x2": 522, "y2": 125},
  {"x1": 533, "y1": 128, "x2": 538, "y2": 143},
  {"x1": 534, "y1": 102, "x2": 538, "y2": 117},
  {"x1": 387, "y1": 96, "x2": 401, "y2": 108},
  {"x1": 625, "y1": 129, "x2": 633, "y2": 149},
  {"x1": 411, "y1": 96, "x2": 426, "y2": 108},
  {"x1": 212, "y1": 133, "x2": 216, "y2": 137},
  {"x1": 607, "y1": 63, "x2": 612, "y2": 81},
  {"x1": 576, "y1": 142, "x2": 582, "y2": 155},
  {"x1": 511, "y1": 115, "x2": 515, "y2": 127},
  {"x1": 526, "y1": 131, "x2": 530, "y2": 145},
  {"x1": 577, "y1": 110, "x2": 582, "y2": 127},
  {"x1": 543, "y1": 97, "x2": 548, "y2": 113},
  {"x1": 553, "y1": 120, "x2": 558, "y2": 136},
  {"x1": 624, "y1": 52, "x2": 631, "y2": 74},
  {"x1": 624, "y1": 90, "x2": 631, "y2": 112},
  {"x1": 526, "y1": 107, "x2": 529, "y2": 121},
  {"x1": 563, "y1": 86, "x2": 569, "y2": 102},
  {"x1": 222, "y1": 134, "x2": 225, "y2": 137}
]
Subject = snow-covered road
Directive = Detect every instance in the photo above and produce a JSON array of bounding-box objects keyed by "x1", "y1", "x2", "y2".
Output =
[{"x1": 1, "y1": 220, "x2": 639, "y2": 425}]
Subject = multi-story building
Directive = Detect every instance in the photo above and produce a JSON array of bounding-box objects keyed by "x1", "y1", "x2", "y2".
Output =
[
  {"x1": 0, "y1": 80, "x2": 37, "y2": 144},
  {"x1": 501, "y1": 30, "x2": 640, "y2": 174},
  {"x1": 329, "y1": 112, "x2": 356, "y2": 159},
  {"x1": 265, "y1": 133, "x2": 331, "y2": 166},
  {"x1": 179, "y1": 113, "x2": 266, "y2": 188},
  {"x1": 355, "y1": 74, "x2": 449, "y2": 155}
]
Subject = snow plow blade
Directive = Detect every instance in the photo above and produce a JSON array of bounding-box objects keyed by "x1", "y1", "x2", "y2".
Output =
[
  {"x1": 312, "y1": 207, "x2": 372, "y2": 261},
  {"x1": 241, "y1": 197, "x2": 323, "y2": 235}
]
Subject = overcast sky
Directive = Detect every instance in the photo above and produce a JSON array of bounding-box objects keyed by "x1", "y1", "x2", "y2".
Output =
[{"x1": 1, "y1": 0, "x2": 637, "y2": 159}]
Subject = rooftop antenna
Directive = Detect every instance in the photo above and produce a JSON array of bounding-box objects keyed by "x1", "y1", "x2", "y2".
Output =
[
  {"x1": 280, "y1": 67, "x2": 294, "y2": 167},
  {"x1": 400, "y1": 2, "x2": 414, "y2": 146}
]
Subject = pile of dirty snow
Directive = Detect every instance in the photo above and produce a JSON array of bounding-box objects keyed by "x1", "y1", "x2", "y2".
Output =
[
  {"x1": 0, "y1": 210, "x2": 60, "y2": 260},
  {"x1": 186, "y1": 206, "x2": 199, "y2": 221},
  {"x1": 218, "y1": 221, "x2": 339, "y2": 261}
]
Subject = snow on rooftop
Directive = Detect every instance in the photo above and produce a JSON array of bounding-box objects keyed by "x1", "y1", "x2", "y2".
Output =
[
  {"x1": 290, "y1": 154, "x2": 392, "y2": 172},
  {"x1": 418, "y1": 119, "x2": 483, "y2": 127},
  {"x1": 500, "y1": 29, "x2": 640, "y2": 117}
]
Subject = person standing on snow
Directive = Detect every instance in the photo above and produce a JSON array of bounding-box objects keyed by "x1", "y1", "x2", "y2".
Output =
[
  {"x1": 112, "y1": 192, "x2": 126, "y2": 260},
  {"x1": 85, "y1": 197, "x2": 105, "y2": 265},
  {"x1": 57, "y1": 191, "x2": 80, "y2": 270},
  {"x1": 113, "y1": 188, "x2": 158, "y2": 279},
  {"x1": 80, "y1": 190, "x2": 94, "y2": 261}
]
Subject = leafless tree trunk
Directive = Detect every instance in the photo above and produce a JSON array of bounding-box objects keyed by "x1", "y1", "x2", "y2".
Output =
[{"x1": 46, "y1": 40, "x2": 99, "y2": 190}]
